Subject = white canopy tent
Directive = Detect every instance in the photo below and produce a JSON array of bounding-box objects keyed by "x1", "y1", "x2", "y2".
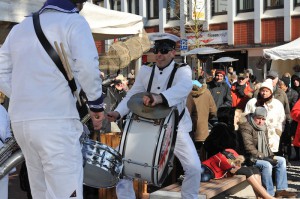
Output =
[
  {"x1": 0, "y1": 1, "x2": 144, "y2": 40},
  {"x1": 263, "y1": 38, "x2": 300, "y2": 76}
]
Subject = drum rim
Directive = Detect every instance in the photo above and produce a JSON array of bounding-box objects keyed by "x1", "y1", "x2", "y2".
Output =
[{"x1": 154, "y1": 108, "x2": 178, "y2": 186}]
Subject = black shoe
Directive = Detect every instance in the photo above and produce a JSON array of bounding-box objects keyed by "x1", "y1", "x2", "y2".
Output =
[{"x1": 275, "y1": 190, "x2": 297, "y2": 198}]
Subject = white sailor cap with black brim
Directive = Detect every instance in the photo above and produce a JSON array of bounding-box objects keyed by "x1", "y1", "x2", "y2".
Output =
[{"x1": 148, "y1": 33, "x2": 180, "y2": 50}]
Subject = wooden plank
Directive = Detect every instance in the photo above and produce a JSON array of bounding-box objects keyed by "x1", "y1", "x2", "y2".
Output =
[{"x1": 150, "y1": 175, "x2": 247, "y2": 199}]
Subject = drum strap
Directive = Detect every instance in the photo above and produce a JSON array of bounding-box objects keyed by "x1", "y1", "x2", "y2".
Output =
[{"x1": 32, "y1": 12, "x2": 77, "y2": 96}]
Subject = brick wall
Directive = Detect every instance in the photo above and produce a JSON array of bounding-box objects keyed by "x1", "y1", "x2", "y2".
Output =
[
  {"x1": 261, "y1": 17, "x2": 284, "y2": 45},
  {"x1": 292, "y1": 16, "x2": 300, "y2": 40},
  {"x1": 209, "y1": 23, "x2": 227, "y2": 31},
  {"x1": 234, "y1": 20, "x2": 254, "y2": 46},
  {"x1": 95, "y1": 41, "x2": 104, "y2": 54}
]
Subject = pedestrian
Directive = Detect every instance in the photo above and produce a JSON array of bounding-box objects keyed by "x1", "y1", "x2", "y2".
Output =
[
  {"x1": 186, "y1": 80, "x2": 217, "y2": 160},
  {"x1": 207, "y1": 69, "x2": 232, "y2": 109},
  {"x1": 231, "y1": 73, "x2": 253, "y2": 110},
  {"x1": 244, "y1": 79, "x2": 285, "y2": 153},
  {"x1": 0, "y1": 104, "x2": 12, "y2": 199},
  {"x1": 290, "y1": 99, "x2": 300, "y2": 161},
  {"x1": 238, "y1": 107, "x2": 297, "y2": 198},
  {"x1": 0, "y1": 0, "x2": 105, "y2": 198},
  {"x1": 107, "y1": 33, "x2": 201, "y2": 199}
]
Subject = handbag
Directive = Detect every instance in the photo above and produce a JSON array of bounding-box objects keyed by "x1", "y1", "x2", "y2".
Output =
[{"x1": 32, "y1": 12, "x2": 77, "y2": 95}]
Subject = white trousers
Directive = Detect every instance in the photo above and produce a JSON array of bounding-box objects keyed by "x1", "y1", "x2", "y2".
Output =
[
  {"x1": 12, "y1": 119, "x2": 83, "y2": 199},
  {"x1": 0, "y1": 175, "x2": 8, "y2": 199},
  {"x1": 116, "y1": 130, "x2": 201, "y2": 199}
]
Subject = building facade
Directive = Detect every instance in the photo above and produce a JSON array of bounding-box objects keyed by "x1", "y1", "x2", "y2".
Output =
[{"x1": 94, "y1": 0, "x2": 300, "y2": 79}]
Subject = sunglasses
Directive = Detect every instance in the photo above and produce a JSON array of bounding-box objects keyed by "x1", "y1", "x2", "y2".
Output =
[{"x1": 153, "y1": 48, "x2": 173, "y2": 54}]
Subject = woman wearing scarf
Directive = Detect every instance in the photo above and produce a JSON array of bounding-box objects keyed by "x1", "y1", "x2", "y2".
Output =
[
  {"x1": 0, "y1": 0, "x2": 105, "y2": 198},
  {"x1": 244, "y1": 79, "x2": 285, "y2": 153},
  {"x1": 238, "y1": 107, "x2": 296, "y2": 198}
]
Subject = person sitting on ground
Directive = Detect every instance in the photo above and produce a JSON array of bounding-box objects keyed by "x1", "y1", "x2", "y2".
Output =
[
  {"x1": 238, "y1": 107, "x2": 297, "y2": 198},
  {"x1": 201, "y1": 149, "x2": 275, "y2": 199}
]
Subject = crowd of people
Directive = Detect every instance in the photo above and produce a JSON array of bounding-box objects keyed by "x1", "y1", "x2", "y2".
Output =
[
  {"x1": 189, "y1": 63, "x2": 300, "y2": 197},
  {"x1": 0, "y1": 0, "x2": 299, "y2": 198}
]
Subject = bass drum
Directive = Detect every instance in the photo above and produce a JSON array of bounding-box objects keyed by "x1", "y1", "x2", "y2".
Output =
[{"x1": 119, "y1": 108, "x2": 178, "y2": 187}]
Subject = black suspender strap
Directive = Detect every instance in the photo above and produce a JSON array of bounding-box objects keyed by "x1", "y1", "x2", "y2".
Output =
[
  {"x1": 147, "y1": 63, "x2": 179, "y2": 92},
  {"x1": 32, "y1": 12, "x2": 77, "y2": 95},
  {"x1": 146, "y1": 65, "x2": 155, "y2": 92},
  {"x1": 167, "y1": 63, "x2": 179, "y2": 89}
]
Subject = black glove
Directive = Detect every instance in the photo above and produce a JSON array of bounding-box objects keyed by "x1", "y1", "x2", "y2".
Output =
[
  {"x1": 221, "y1": 150, "x2": 236, "y2": 160},
  {"x1": 263, "y1": 157, "x2": 278, "y2": 166}
]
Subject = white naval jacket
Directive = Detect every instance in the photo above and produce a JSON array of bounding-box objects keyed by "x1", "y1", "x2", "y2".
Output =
[
  {"x1": 0, "y1": 10, "x2": 102, "y2": 122},
  {"x1": 115, "y1": 61, "x2": 193, "y2": 133}
]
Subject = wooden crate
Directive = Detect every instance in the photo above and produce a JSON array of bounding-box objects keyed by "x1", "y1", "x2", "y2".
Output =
[{"x1": 96, "y1": 132, "x2": 148, "y2": 199}]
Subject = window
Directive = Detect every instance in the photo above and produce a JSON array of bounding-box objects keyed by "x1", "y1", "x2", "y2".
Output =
[
  {"x1": 295, "y1": 0, "x2": 300, "y2": 7},
  {"x1": 212, "y1": 0, "x2": 227, "y2": 16},
  {"x1": 147, "y1": 0, "x2": 159, "y2": 19},
  {"x1": 237, "y1": 0, "x2": 254, "y2": 13},
  {"x1": 167, "y1": 0, "x2": 180, "y2": 20},
  {"x1": 110, "y1": 0, "x2": 121, "y2": 11},
  {"x1": 264, "y1": 0, "x2": 284, "y2": 10},
  {"x1": 129, "y1": 0, "x2": 139, "y2": 15}
]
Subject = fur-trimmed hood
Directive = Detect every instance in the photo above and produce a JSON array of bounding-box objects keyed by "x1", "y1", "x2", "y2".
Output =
[{"x1": 191, "y1": 84, "x2": 207, "y2": 98}]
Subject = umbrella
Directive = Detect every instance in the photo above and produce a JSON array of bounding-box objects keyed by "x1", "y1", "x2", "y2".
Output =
[
  {"x1": 213, "y1": 57, "x2": 239, "y2": 63},
  {"x1": 184, "y1": 47, "x2": 224, "y2": 56}
]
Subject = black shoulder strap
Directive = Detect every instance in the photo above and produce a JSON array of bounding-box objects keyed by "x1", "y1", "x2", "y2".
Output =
[
  {"x1": 167, "y1": 63, "x2": 179, "y2": 89},
  {"x1": 32, "y1": 12, "x2": 77, "y2": 94},
  {"x1": 146, "y1": 64, "x2": 156, "y2": 92}
]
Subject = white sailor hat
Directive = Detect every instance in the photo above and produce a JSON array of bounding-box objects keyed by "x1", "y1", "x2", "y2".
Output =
[
  {"x1": 148, "y1": 32, "x2": 180, "y2": 43},
  {"x1": 148, "y1": 33, "x2": 180, "y2": 49}
]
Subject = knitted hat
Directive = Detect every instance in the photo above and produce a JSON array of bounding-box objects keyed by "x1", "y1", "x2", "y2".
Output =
[
  {"x1": 215, "y1": 70, "x2": 225, "y2": 77},
  {"x1": 260, "y1": 79, "x2": 273, "y2": 93},
  {"x1": 192, "y1": 80, "x2": 202, "y2": 88},
  {"x1": 253, "y1": 107, "x2": 267, "y2": 119},
  {"x1": 266, "y1": 70, "x2": 279, "y2": 79}
]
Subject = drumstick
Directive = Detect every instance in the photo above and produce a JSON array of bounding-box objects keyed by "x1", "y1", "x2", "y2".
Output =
[{"x1": 54, "y1": 41, "x2": 82, "y2": 106}]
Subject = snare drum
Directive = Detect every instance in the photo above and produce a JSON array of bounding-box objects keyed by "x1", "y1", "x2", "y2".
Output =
[
  {"x1": 119, "y1": 108, "x2": 178, "y2": 187},
  {"x1": 82, "y1": 139, "x2": 123, "y2": 188}
]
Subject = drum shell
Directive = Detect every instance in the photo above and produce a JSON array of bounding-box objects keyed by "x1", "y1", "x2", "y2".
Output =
[
  {"x1": 119, "y1": 108, "x2": 178, "y2": 186},
  {"x1": 98, "y1": 133, "x2": 148, "y2": 199},
  {"x1": 82, "y1": 138, "x2": 123, "y2": 188}
]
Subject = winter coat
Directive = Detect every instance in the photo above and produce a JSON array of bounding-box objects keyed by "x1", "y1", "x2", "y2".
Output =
[
  {"x1": 254, "y1": 86, "x2": 291, "y2": 122},
  {"x1": 231, "y1": 82, "x2": 253, "y2": 110},
  {"x1": 207, "y1": 80, "x2": 232, "y2": 109},
  {"x1": 202, "y1": 149, "x2": 239, "y2": 179},
  {"x1": 291, "y1": 100, "x2": 300, "y2": 147},
  {"x1": 186, "y1": 84, "x2": 217, "y2": 141},
  {"x1": 238, "y1": 115, "x2": 274, "y2": 159},
  {"x1": 244, "y1": 97, "x2": 285, "y2": 152}
]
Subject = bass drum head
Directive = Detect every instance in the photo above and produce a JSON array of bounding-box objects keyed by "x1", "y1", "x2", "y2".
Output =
[
  {"x1": 82, "y1": 140, "x2": 123, "y2": 188},
  {"x1": 154, "y1": 108, "x2": 178, "y2": 186}
]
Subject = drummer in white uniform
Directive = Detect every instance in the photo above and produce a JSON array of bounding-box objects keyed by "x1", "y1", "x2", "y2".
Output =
[
  {"x1": 107, "y1": 33, "x2": 201, "y2": 199},
  {"x1": 0, "y1": 0, "x2": 104, "y2": 198},
  {"x1": 0, "y1": 105, "x2": 11, "y2": 199}
]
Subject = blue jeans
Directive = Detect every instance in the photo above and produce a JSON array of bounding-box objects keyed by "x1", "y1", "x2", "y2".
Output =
[{"x1": 255, "y1": 156, "x2": 288, "y2": 196}]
